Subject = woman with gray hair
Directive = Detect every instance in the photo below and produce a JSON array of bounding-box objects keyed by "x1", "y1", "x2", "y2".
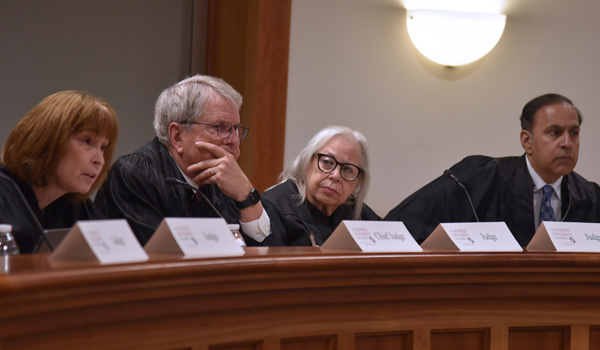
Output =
[{"x1": 263, "y1": 126, "x2": 380, "y2": 246}]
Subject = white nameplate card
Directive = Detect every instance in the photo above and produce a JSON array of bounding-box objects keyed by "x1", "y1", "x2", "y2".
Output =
[
  {"x1": 144, "y1": 218, "x2": 244, "y2": 258},
  {"x1": 48, "y1": 219, "x2": 149, "y2": 265},
  {"x1": 421, "y1": 222, "x2": 522, "y2": 252},
  {"x1": 527, "y1": 222, "x2": 600, "y2": 252},
  {"x1": 321, "y1": 220, "x2": 422, "y2": 252}
]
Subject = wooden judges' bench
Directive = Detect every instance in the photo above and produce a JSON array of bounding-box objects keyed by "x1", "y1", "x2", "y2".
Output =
[{"x1": 1, "y1": 248, "x2": 600, "y2": 350}]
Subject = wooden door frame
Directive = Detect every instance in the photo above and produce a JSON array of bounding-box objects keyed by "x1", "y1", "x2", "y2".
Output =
[{"x1": 192, "y1": 0, "x2": 291, "y2": 192}]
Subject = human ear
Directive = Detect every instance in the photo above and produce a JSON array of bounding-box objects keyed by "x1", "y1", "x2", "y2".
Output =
[
  {"x1": 520, "y1": 130, "x2": 533, "y2": 155},
  {"x1": 168, "y1": 122, "x2": 185, "y2": 155}
]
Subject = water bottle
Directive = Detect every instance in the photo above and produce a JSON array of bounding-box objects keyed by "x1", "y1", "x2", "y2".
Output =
[
  {"x1": 0, "y1": 224, "x2": 19, "y2": 255},
  {"x1": 228, "y1": 224, "x2": 246, "y2": 247}
]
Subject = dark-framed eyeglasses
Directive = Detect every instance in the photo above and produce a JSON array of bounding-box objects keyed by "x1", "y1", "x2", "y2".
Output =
[
  {"x1": 316, "y1": 153, "x2": 362, "y2": 181},
  {"x1": 185, "y1": 120, "x2": 249, "y2": 140}
]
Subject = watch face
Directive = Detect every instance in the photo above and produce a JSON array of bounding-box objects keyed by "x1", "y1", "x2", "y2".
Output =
[
  {"x1": 249, "y1": 189, "x2": 261, "y2": 204},
  {"x1": 236, "y1": 189, "x2": 261, "y2": 209}
]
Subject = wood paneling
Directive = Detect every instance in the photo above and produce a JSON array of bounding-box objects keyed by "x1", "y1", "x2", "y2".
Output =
[
  {"x1": 355, "y1": 331, "x2": 412, "y2": 350},
  {"x1": 431, "y1": 328, "x2": 490, "y2": 350},
  {"x1": 509, "y1": 327, "x2": 570, "y2": 350},
  {"x1": 281, "y1": 336, "x2": 335, "y2": 350},
  {"x1": 589, "y1": 326, "x2": 600, "y2": 350},
  {"x1": 210, "y1": 341, "x2": 262, "y2": 350},
  {"x1": 204, "y1": 0, "x2": 290, "y2": 192},
  {"x1": 2, "y1": 251, "x2": 600, "y2": 349}
]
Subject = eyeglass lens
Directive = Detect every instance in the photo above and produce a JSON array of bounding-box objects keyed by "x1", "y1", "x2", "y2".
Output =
[
  {"x1": 216, "y1": 121, "x2": 249, "y2": 140},
  {"x1": 318, "y1": 154, "x2": 360, "y2": 181}
]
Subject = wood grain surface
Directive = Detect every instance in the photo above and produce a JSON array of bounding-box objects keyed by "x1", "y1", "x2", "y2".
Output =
[{"x1": 1, "y1": 249, "x2": 600, "y2": 349}]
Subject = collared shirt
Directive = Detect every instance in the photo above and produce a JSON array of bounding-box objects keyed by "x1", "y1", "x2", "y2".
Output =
[
  {"x1": 172, "y1": 155, "x2": 272, "y2": 243},
  {"x1": 526, "y1": 156, "x2": 562, "y2": 229}
]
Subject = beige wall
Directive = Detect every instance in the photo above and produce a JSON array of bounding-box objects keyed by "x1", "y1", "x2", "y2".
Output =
[
  {"x1": 0, "y1": 0, "x2": 192, "y2": 158},
  {"x1": 285, "y1": 0, "x2": 600, "y2": 216}
]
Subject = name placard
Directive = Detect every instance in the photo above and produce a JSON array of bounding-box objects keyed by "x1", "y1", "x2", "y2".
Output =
[
  {"x1": 321, "y1": 220, "x2": 422, "y2": 252},
  {"x1": 48, "y1": 219, "x2": 149, "y2": 265},
  {"x1": 421, "y1": 222, "x2": 522, "y2": 252},
  {"x1": 144, "y1": 218, "x2": 244, "y2": 258},
  {"x1": 526, "y1": 222, "x2": 600, "y2": 252}
]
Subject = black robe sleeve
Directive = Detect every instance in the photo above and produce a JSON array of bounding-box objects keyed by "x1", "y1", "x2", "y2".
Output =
[
  {"x1": 562, "y1": 171, "x2": 600, "y2": 228},
  {"x1": 263, "y1": 180, "x2": 381, "y2": 246},
  {"x1": 0, "y1": 173, "x2": 41, "y2": 254},
  {"x1": 384, "y1": 156, "x2": 509, "y2": 243},
  {"x1": 95, "y1": 147, "x2": 172, "y2": 245},
  {"x1": 0, "y1": 166, "x2": 104, "y2": 254},
  {"x1": 95, "y1": 138, "x2": 285, "y2": 246}
]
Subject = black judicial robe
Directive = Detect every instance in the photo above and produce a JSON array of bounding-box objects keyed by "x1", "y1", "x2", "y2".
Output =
[
  {"x1": 384, "y1": 155, "x2": 600, "y2": 246},
  {"x1": 0, "y1": 166, "x2": 104, "y2": 254},
  {"x1": 262, "y1": 180, "x2": 381, "y2": 246},
  {"x1": 95, "y1": 138, "x2": 284, "y2": 246}
]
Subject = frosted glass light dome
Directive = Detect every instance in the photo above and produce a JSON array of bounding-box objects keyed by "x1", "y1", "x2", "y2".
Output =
[{"x1": 407, "y1": 10, "x2": 506, "y2": 66}]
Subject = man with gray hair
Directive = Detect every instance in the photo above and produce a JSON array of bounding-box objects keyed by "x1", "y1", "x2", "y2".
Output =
[{"x1": 95, "y1": 75, "x2": 282, "y2": 246}]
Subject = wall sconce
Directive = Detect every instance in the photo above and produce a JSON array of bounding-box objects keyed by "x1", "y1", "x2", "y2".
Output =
[{"x1": 407, "y1": 10, "x2": 506, "y2": 66}]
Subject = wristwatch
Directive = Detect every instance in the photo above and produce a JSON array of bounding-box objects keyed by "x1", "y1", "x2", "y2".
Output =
[{"x1": 235, "y1": 188, "x2": 261, "y2": 209}]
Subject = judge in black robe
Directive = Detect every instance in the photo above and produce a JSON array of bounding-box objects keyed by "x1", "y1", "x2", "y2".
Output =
[
  {"x1": 386, "y1": 93, "x2": 600, "y2": 247},
  {"x1": 385, "y1": 155, "x2": 600, "y2": 246},
  {"x1": 263, "y1": 179, "x2": 381, "y2": 246},
  {"x1": 0, "y1": 90, "x2": 119, "y2": 254},
  {"x1": 0, "y1": 166, "x2": 104, "y2": 253},
  {"x1": 262, "y1": 126, "x2": 381, "y2": 246},
  {"x1": 96, "y1": 75, "x2": 287, "y2": 246},
  {"x1": 95, "y1": 137, "x2": 284, "y2": 246}
]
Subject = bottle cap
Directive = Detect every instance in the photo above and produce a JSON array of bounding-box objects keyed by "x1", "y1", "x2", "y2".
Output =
[{"x1": 227, "y1": 224, "x2": 240, "y2": 231}]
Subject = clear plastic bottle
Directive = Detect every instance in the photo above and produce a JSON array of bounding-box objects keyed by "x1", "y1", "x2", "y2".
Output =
[
  {"x1": 227, "y1": 224, "x2": 246, "y2": 247},
  {"x1": 0, "y1": 224, "x2": 19, "y2": 255}
]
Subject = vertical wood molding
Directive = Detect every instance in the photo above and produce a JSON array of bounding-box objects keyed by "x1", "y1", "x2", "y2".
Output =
[
  {"x1": 570, "y1": 325, "x2": 589, "y2": 350},
  {"x1": 190, "y1": 0, "x2": 208, "y2": 75},
  {"x1": 413, "y1": 329, "x2": 431, "y2": 350},
  {"x1": 490, "y1": 327, "x2": 509, "y2": 350},
  {"x1": 337, "y1": 331, "x2": 355, "y2": 350},
  {"x1": 263, "y1": 337, "x2": 280, "y2": 350},
  {"x1": 203, "y1": 0, "x2": 291, "y2": 192}
]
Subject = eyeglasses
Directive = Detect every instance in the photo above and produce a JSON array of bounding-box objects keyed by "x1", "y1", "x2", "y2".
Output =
[
  {"x1": 316, "y1": 153, "x2": 362, "y2": 181},
  {"x1": 185, "y1": 120, "x2": 249, "y2": 140}
]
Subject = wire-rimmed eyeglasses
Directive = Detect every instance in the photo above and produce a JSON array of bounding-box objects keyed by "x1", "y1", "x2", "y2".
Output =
[
  {"x1": 185, "y1": 120, "x2": 249, "y2": 140},
  {"x1": 316, "y1": 153, "x2": 362, "y2": 181}
]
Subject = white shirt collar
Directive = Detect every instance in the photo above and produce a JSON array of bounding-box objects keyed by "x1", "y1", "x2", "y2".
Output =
[
  {"x1": 525, "y1": 155, "x2": 562, "y2": 199},
  {"x1": 167, "y1": 149, "x2": 199, "y2": 190}
]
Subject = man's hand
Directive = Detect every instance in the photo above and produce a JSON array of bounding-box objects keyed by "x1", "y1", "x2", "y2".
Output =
[
  {"x1": 187, "y1": 141, "x2": 264, "y2": 223},
  {"x1": 187, "y1": 141, "x2": 253, "y2": 202}
]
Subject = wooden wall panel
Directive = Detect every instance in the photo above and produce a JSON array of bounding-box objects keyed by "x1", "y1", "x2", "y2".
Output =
[
  {"x1": 431, "y1": 328, "x2": 490, "y2": 350},
  {"x1": 355, "y1": 331, "x2": 412, "y2": 350},
  {"x1": 209, "y1": 341, "x2": 262, "y2": 350},
  {"x1": 589, "y1": 326, "x2": 600, "y2": 349},
  {"x1": 204, "y1": 0, "x2": 290, "y2": 192},
  {"x1": 280, "y1": 335, "x2": 336, "y2": 350},
  {"x1": 508, "y1": 327, "x2": 569, "y2": 350}
]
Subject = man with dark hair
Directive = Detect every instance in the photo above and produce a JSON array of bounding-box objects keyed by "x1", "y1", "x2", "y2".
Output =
[
  {"x1": 385, "y1": 93, "x2": 600, "y2": 246},
  {"x1": 520, "y1": 93, "x2": 582, "y2": 132}
]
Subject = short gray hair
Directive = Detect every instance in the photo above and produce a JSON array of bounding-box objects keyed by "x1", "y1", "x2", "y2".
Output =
[
  {"x1": 154, "y1": 75, "x2": 243, "y2": 145},
  {"x1": 279, "y1": 125, "x2": 370, "y2": 220}
]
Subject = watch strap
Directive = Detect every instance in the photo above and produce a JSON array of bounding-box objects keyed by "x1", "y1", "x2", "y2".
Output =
[{"x1": 235, "y1": 188, "x2": 261, "y2": 209}]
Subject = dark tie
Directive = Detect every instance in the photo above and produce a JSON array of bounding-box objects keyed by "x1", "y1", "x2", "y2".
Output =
[{"x1": 540, "y1": 185, "x2": 556, "y2": 222}]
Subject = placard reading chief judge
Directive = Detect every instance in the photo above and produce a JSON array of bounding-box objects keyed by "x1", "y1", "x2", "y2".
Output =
[
  {"x1": 385, "y1": 93, "x2": 600, "y2": 246},
  {"x1": 95, "y1": 75, "x2": 282, "y2": 246}
]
